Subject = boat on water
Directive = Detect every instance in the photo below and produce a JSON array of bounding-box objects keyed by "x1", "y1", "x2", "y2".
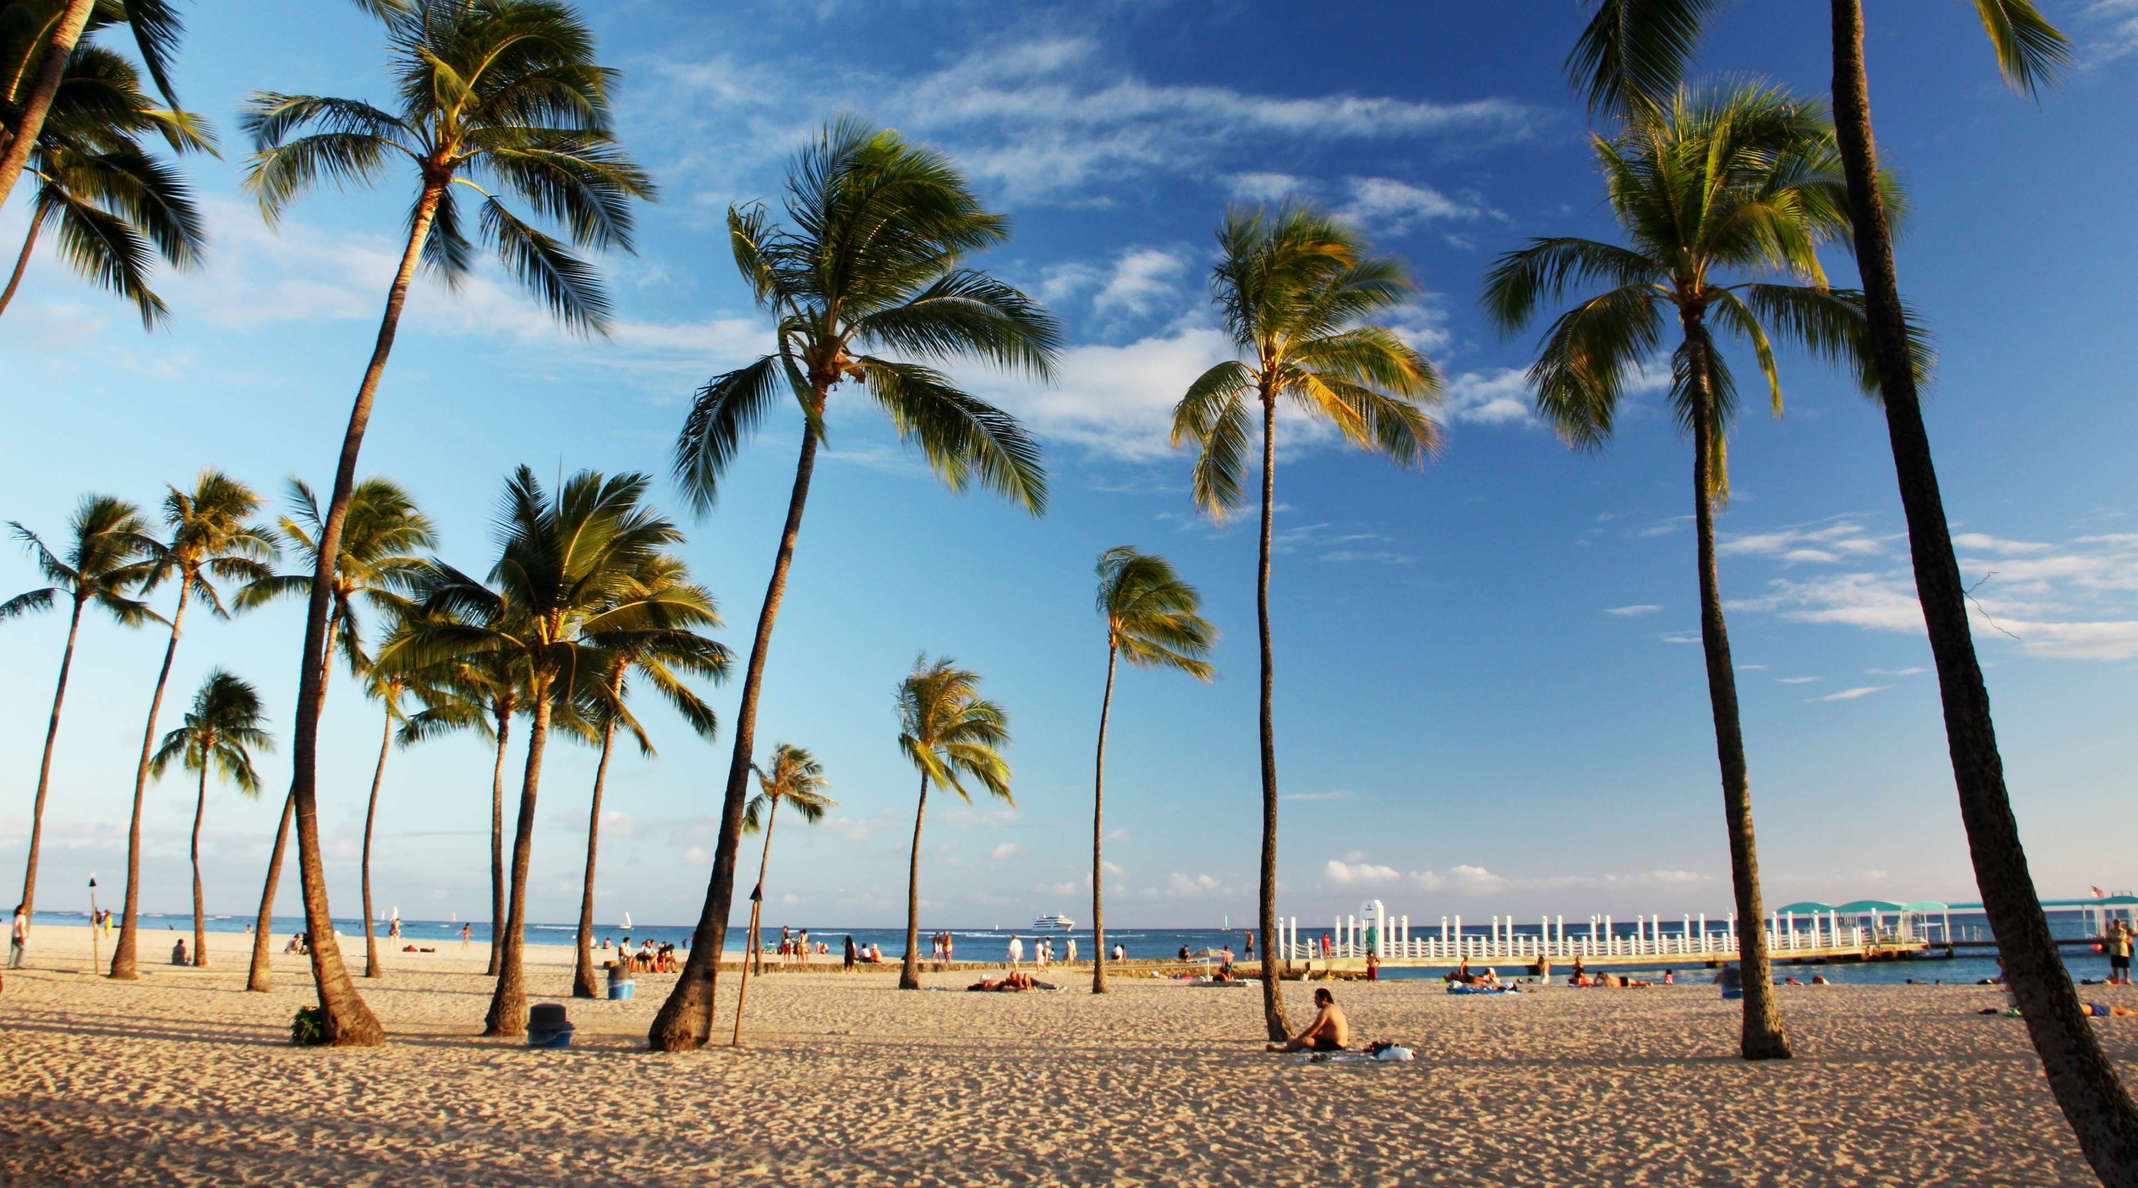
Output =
[
  {"x1": 1032, "y1": 913, "x2": 1075, "y2": 930},
  {"x1": 622, "y1": 912, "x2": 634, "y2": 930}
]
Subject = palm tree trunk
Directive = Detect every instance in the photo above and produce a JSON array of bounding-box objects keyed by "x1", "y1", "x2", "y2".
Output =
[
  {"x1": 18, "y1": 594, "x2": 83, "y2": 916},
  {"x1": 485, "y1": 673, "x2": 552, "y2": 1037},
  {"x1": 360, "y1": 699, "x2": 392, "y2": 979},
  {"x1": 190, "y1": 765, "x2": 208, "y2": 966},
  {"x1": 0, "y1": 210, "x2": 45, "y2": 318},
  {"x1": 112, "y1": 584, "x2": 187, "y2": 980},
  {"x1": 1829, "y1": 1, "x2": 2138, "y2": 1169},
  {"x1": 486, "y1": 703, "x2": 511, "y2": 978},
  {"x1": 731, "y1": 807, "x2": 779, "y2": 1042},
  {"x1": 0, "y1": 0, "x2": 92, "y2": 213},
  {"x1": 246, "y1": 613, "x2": 340, "y2": 991},
  {"x1": 287, "y1": 178, "x2": 445, "y2": 1047},
  {"x1": 899, "y1": 773, "x2": 929, "y2": 990},
  {"x1": 572, "y1": 681, "x2": 623, "y2": 999},
  {"x1": 652, "y1": 406, "x2": 824, "y2": 1051},
  {"x1": 1091, "y1": 643, "x2": 1117, "y2": 995},
  {"x1": 1682, "y1": 315, "x2": 1790, "y2": 1060},
  {"x1": 1254, "y1": 392, "x2": 1290, "y2": 1041}
]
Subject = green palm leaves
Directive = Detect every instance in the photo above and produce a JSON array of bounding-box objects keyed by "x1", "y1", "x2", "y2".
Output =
[
  {"x1": 240, "y1": 478, "x2": 436, "y2": 682},
  {"x1": 897, "y1": 656, "x2": 1013, "y2": 808},
  {"x1": 674, "y1": 118, "x2": 1060, "y2": 513},
  {"x1": 1098, "y1": 547, "x2": 1217, "y2": 679},
  {"x1": 1173, "y1": 204, "x2": 1442, "y2": 516},
  {"x1": 746, "y1": 744, "x2": 834, "y2": 834},
  {"x1": 4, "y1": 493, "x2": 157, "y2": 625},
  {"x1": 150, "y1": 669, "x2": 271, "y2": 793},
  {"x1": 240, "y1": 0, "x2": 654, "y2": 334}
]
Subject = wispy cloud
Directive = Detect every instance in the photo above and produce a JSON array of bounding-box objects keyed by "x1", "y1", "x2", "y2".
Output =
[
  {"x1": 1807, "y1": 685, "x2": 1888, "y2": 702},
  {"x1": 1604, "y1": 604, "x2": 1661, "y2": 617},
  {"x1": 1776, "y1": 676, "x2": 1821, "y2": 685}
]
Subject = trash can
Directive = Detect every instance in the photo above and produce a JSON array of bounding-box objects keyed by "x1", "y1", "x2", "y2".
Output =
[
  {"x1": 606, "y1": 961, "x2": 635, "y2": 1001},
  {"x1": 527, "y1": 1002, "x2": 574, "y2": 1049}
]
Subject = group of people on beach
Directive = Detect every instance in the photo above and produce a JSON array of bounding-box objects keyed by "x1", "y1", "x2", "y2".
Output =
[{"x1": 602, "y1": 936, "x2": 679, "y2": 973}]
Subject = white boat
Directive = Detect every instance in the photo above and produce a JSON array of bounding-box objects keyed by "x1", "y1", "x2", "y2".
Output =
[
  {"x1": 1032, "y1": 913, "x2": 1075, "y2": 930},
  {"x1": 621, "y1": 912, "x2": 633, "y2": 930}
]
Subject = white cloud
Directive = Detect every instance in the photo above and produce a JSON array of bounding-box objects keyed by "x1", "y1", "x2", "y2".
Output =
[
  {"x1": 1324, "y1": 859, "x2": 1402, "y2": 886},
  {"x1": 1808, "y1": 685, "x2": 1888, "y2": 702},
  {"x1": 1952, "y1": 533, "x2": 2052, "y2": 555},
  {"x1": 1338, "y1": 176, "x2": 1491, "y2": 232},
  {"x1": 1604, "y1": 604, "x2": 1662, "y2": 617},
  {"x1": 1281, "y1": 790, "x2": 1356, "y2": 803},
  {"x1": 991, "y1": 842, "x2": 1022, "y2": 862},
  {"x1": 1719, "y1": 520, "x2": 1887, "y2": 562},
  {"x1": 1866, "y1": 666, "x2": 1926, "y2": 677},
  {"x1": 1441, "y1": 368, "x2": 1535, "y2": 427},
  {"x1": 1776, "y1": 676, "x2": 1821, "y2": 685},
  {"x1": 1227, "y1": 171, "x2": 1312, "y2": 202},
  {"x1": 1093, "y1": 248, "x2": 1189, "y2": 316}
]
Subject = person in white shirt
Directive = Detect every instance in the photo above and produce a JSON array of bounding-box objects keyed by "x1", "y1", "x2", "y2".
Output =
[
  {"x1": 1007, "y1": 935, "x2": 1024, "y2": 968},
  {"x1": 8, "y1": 903, "x2": 27, "y2": 969},
  {"x1": 1066, "y1": 937, "x2": 1078, "y2": 964}
]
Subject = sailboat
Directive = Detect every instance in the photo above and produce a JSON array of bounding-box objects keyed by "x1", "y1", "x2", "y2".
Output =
[{"x1": 621, "y1": 911, "x2": 633, "y2": 931}]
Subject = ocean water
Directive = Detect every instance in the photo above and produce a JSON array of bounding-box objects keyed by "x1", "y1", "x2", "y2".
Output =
[{"x1": 29, "y1": 910, "x2": 2127, "y2": 987}]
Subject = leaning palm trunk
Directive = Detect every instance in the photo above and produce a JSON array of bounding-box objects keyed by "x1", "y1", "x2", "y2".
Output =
[
  {"x1": 248, "y1": 615, "x2": 341, "y2": 991},
  {"x1": 1090, "y1": 643, "x2": 1117, "y2": 994},
  {"x1": 1684, "y1": 319, "x2": 1789, "y2": 1060},
  {"x1": 360, "y1": 701, "x2": 391, "y2": 979},
  {"x1": 485, "y1": 679, "x2": 553, "y2": 1036},
  {"x1": 19, "y1": 593, "x2": 84, "y2": 915},
  {"x1": 0, "y1": 212, "x2": 45, "y2": 318},
  {"x1": 112, "y1": 585, "x2": 188, "y2": 980},
  {"x1": 898, "y1": 773, "x2": 929, "y2": 990},
  {"x1": 1253, "y1": 394, "x2": 1289, "y2": 1041},
  {"x1": 730, "y1": 806, "x2": 780, "y2": 1043},
  {"x1": 285, "y1": 181, "x2": 444, "y2": 1045},
  {"x1": 189, "y1": 765, "x2": 208, "y2": 966},
  {"x1": 1829, "y1": 0, "x2": 2138, "y2": 1167},
  {"x1": 572, "y1": 679, "x2": 624, "y2": 999},
  {"x1": 653, "y1": 417, "x2": 822, "y2": 1050},
  {"x1": 0, "y1": 0, "x2": 92, "y2": 212},
  {"x1": 485, "y1": 704, "x2": 511, "y2": 978}
]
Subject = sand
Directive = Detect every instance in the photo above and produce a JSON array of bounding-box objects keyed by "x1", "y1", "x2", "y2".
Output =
[{"x1": 3, "y1": 924, "x2": 2133, "y2": 1185}]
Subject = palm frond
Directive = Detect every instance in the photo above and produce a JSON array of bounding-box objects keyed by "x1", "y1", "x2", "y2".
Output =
[
  {"x1": 1973, "y1": 0, "x2": 2068, "y2": 97},
  {"x1": 1566, "y1": 0, "x2": 1719, "y2": 121},
  {"x1": 860, "y1": 357, "x2": 1048, "y2": 514},
  {"x1": 673, "y1": 354, "x2": 794, "y2": 513}
]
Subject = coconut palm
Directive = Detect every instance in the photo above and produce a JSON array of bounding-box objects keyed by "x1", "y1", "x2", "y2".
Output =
[
  {"x1": 730, "y1": 743, "x2": 833, "y2": 1041},
  {"x1": 1171, "y1": 203, "x2": 1441, "y2": 1040},
  {"x1": 3, "y1": 494, "x2": 156, "y2": 915},
  {"x1": 1482, "y1": 82, "x2": 1911, "y2": 1060},
  {"x1": 895, "y1": 657, "x2": 1012, "y2": 991},
  {"x1": 1089, "y1": 547, "x2": 1214, "y2": 995},
  {"x1": 239, "y1": 0, "x2": 654, "y2": 1046},
  {"x1": 0, "y1": 34, "x2": 213, "y2": 325},
  {"x1": 109, "y1": 470, "x2": 275, "y2": 980},
  {"x1": 567, "y1": 556, "x2": 725, "y2": 1000},
  {"x1": 381, "y1": 467, "x2": 697, "y2": 1036},
  {"x1": 234, "y1": 476, "x2": 433, "y2": 992},
  {"x1": 149, "y1": 669, "x2": 270, "y2": 967},
  {"x1": 1566, "y1": 3, "x2": 2138, "y2": 1168},
  {"x1": 352, "y1": 663, "x2": 416, "y2": 979},
  {"x1": 655, "y1": 117, "x2": 1058, "y2": 1051},
  {"x1": 0, "y1": 0, "x2": 184, "y2": 213}
]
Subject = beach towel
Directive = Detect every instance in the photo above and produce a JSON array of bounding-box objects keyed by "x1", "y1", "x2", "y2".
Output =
[
  {"x1": 1296, "y1": 1044, "x2": 1415, "y2": 1065},
  {"x1": 1446, "y1": 984, "x2": 1518, "y2": 996}
]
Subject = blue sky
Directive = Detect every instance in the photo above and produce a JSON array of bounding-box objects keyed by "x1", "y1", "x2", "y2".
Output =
[{"x1": 3, "y1": 1, "x2": 2136, "y2": 931}]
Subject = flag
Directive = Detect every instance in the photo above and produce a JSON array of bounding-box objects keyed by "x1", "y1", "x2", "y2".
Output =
[{"x1": 2093, "y1": 885, "x2": 2109, "y2": 899}]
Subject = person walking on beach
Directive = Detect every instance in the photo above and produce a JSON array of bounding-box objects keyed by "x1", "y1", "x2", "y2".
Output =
[
  {"x1": 844, "y1": 935, "x2": 858, "y2": 971},
  {"x1": 1007, "y1": 934, "x2": 1024, "y2": 969},
  {"x1": 459, "y1": 922, "x2": 471, "y2": 948},
  {"x1": 1066, "y1": 937, "x2": 1078, "y2": 964},
  {"x1": 9, "y1": 904, "x2": 27, "y2": 969},
  {"x1": 2107, "y1": 920, "x2": 2132, "y2": 985}
]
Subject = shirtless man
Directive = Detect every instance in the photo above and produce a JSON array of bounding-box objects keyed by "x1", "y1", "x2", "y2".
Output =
[{"x1": 1267, "y1": 988, "x2": 1351, "y2": 1052}]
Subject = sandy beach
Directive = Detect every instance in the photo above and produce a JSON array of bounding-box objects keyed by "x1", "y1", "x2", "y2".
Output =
[{"x1": 0, "y1": 925, "x2": 2132, "y2": 1184}]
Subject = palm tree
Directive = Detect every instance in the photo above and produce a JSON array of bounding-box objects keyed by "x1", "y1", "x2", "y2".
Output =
[
  {"x1": 235, "y1": 476, "x2": 432, "y2": 992},
  {"x1": 567, "y1": 556, "x2": 725, "y2": 1000},
  {"x1": 730, "y1": 743, "x2": 833, "y2": 1041},
  {"x1": 239, "y1": 0, "x2": 654, "y2": 1047},
  {"x1": 895, "y1": 656, "x2": 1013, "y2": 992},
  {"x1": 1089, "y1": 547, "x2": 1214, "y2": 994},
  {"x1": 110, "y1": 470, "x2": 275, "y2": 981},
  {"x1": 3, "y1": 494, "x2": 156, "y2": 915},
  {"x1": 382, "y1": 467, "x2": 697, "y2": 1036},
  {"x1": 0, "y1": 0, "x2": 184, "y2": 212},
  {"x1": 0, "y1": 35, "x2": 213, "y2": 324},
  {"x1": 353, "y1": 663, "x2": 416, "y2": 979},
  {"x1": 1482, "y1": 83, "x2": 1907, "y2": 1060},
  {"x1": 149, "y1": 669, "x2": 270, "y2": 967},
  {"x1": 1171, "y1": 204, "x2": 1441, "y2": 1040},
  {"x1": 655, "y1": 117, "x2": 1058, "y2": 1051},
  {"x1": 407, "y1": 648, "x2": 527, "y2": 978},
  {"x1": 1566, "y1": 3, "x2": 2138, "y2": 1168}
]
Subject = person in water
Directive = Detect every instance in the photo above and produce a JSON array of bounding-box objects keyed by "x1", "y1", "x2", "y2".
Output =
[{"x1": 1268, "y1": 988, "x2": 1351, "y2": 1052}]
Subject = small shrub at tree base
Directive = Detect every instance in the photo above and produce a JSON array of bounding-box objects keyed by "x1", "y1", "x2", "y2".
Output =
[{"x1": 290, "y1": 1006, "x2": 327, "y2": 1046}]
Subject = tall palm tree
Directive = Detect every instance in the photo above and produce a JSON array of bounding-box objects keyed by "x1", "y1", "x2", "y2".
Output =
[
  {"x1": 382, "y1": 467, "x2": 696, "y2": 1036},
  {"x1": 239, "y1": 0, "x2": 654, "y2": 1046},
  {"x1": 416, "y1": 649, "x2": 526, "y2": 978},
  {"x1": 3, "y1": 494, "x2": 156, "y2": 915},
  {"x1": 110, "y1": 470, "x2": 275, "y2": 980},
  {"x1": 895, "y1": 656, "x2": 1012, "y2": 992},
  {"x1": 567, "y1": 556, "x2": 725, "y2": 1000},
  {"x1": 730, "y1": 743, "x2": 832, "y2": 1041},
  {"x1": 1089, "y1": 547, "x2": 1214, "y2": 994},
  {"x1": 1481, "y1": 83, "x2": 1907, "y2": 1060},
  {"x1": 0, "y1": 35, "x2": 212, "y2": 324},
  {"x1": 1566, "y1": 3, "x2": 2138, "y2": 1169},
  {"x1": 149, "y1": 669, "x2": 270, "y2": 967},
  {"x1": 0, "y1": 0, "x2": 184, "y2": 213},
  {"x1": 1171, "y1": 204, "x2": 1441, "y2": 1040},
  {"x1": 655, "y1": 117, "x2": 1058, "y2": 1051},
  {"x1": 354, "y1": 663, "x2": 416, "y2": 979},
  {"x1": 235, "y1": 476, "x2": 432, "y2": 992}
]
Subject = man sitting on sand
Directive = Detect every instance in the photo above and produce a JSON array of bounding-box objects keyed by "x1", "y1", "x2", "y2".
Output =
[
  {"x1": 1267, "y1": 988, "x2": 1350, "y2": 1052},
  {"x1": 171, "y1": 938, "x2": 189, "y2": 965}
]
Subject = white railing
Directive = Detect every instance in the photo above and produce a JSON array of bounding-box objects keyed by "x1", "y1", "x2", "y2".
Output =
[{"x1": 1270, "y1": 909, "x2": 1912, "y2": 964}]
